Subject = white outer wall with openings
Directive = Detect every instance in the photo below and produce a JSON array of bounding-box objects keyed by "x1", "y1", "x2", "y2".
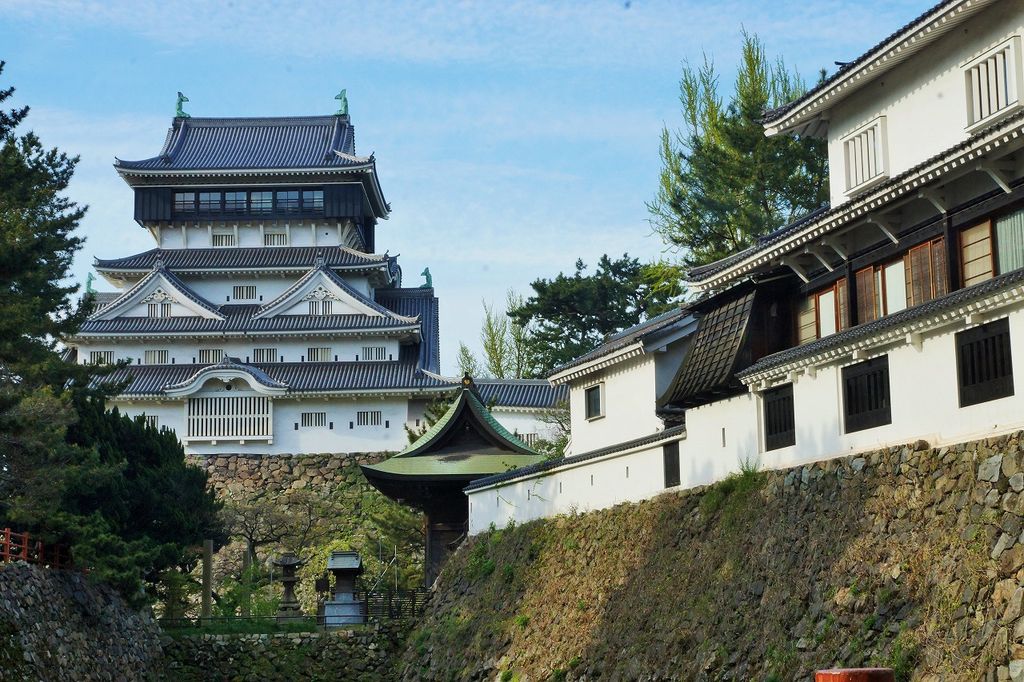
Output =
[{"x1": 467, "y1": 296, "x2": 1024, "y2": 535}]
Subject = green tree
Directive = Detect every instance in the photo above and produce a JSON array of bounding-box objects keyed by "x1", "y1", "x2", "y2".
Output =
[
  {"x1": 648, "y1": 32, "x2": 828, "y2": 268},
  {"x1": 509, "y1": 254, "x2": 680, "y2": 373},
  {"x1": 456, "y1": 342, "x2": 484, "y2": 379}
]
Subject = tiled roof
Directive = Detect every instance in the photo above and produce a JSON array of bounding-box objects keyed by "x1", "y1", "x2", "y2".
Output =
[
  {"x1": 762, "y1": 0, "x2": 980, "y2": 130},
  {"x1": 658, "y1": 288, "x2": 756, "y2": 409},
  {"x1": 254, "y1": 265, "x2": 416, "y2": 322},
  {"x1": 97, "y1": 348, "x2": 454, "y2": 397},
  {"x1": 96, "y1": 266, "x2": 224, "y2": 321},
  {"x1": 94, "y1": 247, "x2": 393, "y2": 275},
  {"x1": 689, "y1": 106, "x2": 1024, "y2": 287},
  {"x1": 548, "y1": 306, "x2": 694, "y2": 376},
  {"x1": 464, "y1": 425, "x2": 686, "y2": 492},
  {"x1": 376, "y1": 288, "x2": 440, "y2": 374},
  {"x1": 739, "y1": 267, "x2": 1024, "y2": 380},
  {"x1": 474, "y1": 379, "x2": 568, "y2": 409},
  {"x1": 165, "y1": 356, "x2": 289, "y2": 392},
  {"x1": 78, "y1": 304, "x2": 419, "y2": 336},
  {"x1": 114, "y1": 116, "x2": 369, "y2": 172}
]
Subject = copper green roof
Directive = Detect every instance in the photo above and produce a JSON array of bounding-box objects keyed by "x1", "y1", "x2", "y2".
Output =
[{"x1": 361, "y1": 377, "x2": 543, "y2": 485}]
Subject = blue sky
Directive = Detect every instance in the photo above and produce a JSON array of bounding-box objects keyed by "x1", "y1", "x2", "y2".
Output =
[{"x1": 2, "y1": 0, "x2": 929, "y2": 373}]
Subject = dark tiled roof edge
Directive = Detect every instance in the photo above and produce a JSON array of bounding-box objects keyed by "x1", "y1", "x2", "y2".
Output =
[
  {"x1": 739, "y1": 268, "x2": 1024, "y2": 379},
  {"x1": 464, "y1": 425, "x2": 686, "y2": 492}
]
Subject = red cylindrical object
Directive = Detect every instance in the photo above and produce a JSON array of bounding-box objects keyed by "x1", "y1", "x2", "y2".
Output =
[{"x1": 816, "y1": 669, "x2": 895, "y2": 682}]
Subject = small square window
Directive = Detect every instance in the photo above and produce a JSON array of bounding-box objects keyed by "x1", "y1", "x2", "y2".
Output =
[
  {"x1": 198, "y1": 192, "x2": 221, "y2": 212},
  {"x1": 276, "y1": 191, "x2": 300, "y2": 213},
  {"x1": 303, "y1": 190, "x2": 324, "y2": 213},
  {"x1": 174, "y1": 192, "x2": 196, "y2": 212},
  {"x1": 251, "y1": 192, "x2": 273, "y2": 214},
  {"x1": 224, "y1": 192, "x2": 247, "y2": 212},
  {"x1": 584, "y1": 384, "x2": 603, "y2": 420}
]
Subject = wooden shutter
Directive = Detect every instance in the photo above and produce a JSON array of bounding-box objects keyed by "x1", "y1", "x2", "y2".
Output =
[
  {"x1": 797, "y1": 296, "x2": 817, "y2": 344},
  {"x1": 836, "y1": 279, "x2": 849, "y2": 330},
  {"x1": 763, "y1": 383, "x2": 796, "y2": 451},
  {"x1": 855, "y1": 267, "x2": 878, "y2": 324},
  {"x1": 842, "y1": 356, "x2": 892, "y2": 433},
  {"x1": 957, "y1": 317, "x2": 1014, "y2": 407},
  {"x1": 663, "y1": 441, "x2": 680, "y2": 488}
]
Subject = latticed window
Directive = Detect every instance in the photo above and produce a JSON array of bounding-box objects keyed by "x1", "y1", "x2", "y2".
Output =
[
  {"x1": 232, "y1": 285, "x2": 257, "y2": 301},
  {"x1": 663, "y1": 441, "x2": 680, "y2": 489},
  {"x1": 276, "y1": 191, "x2": 300, "y2": 213},
  {"x1": 842, "y1": 356, "x2": 891, "y2": 433},
  {"x1": 144, "y1": 350, "x2": 169, "y2": 365},
  {"x1": 965, "y1": 37, "x2": 1022, "y2": 129},
  {"x1": 143, "y1": 415, "x2": 159, "y2": 429},
  {"x1": 356, "y1": 410, "x2": 382, "y2": 426},
  {"x1": 252, "y1": 348, "x2": 278, "y2": 363},
  {"x1": 307, "y1": 347, "x2": 331, "y2": 362},
  {"x1": 303, "y1": 190, "x2": 324, "y2": 212},
  {"x1": 763, "y1": 383, "x2": 796, "y2": 451},
  {"x1": 905, "y1": 238, "x2": 948, "y2": 308},
  {"x1": 251, "y1": 192, "x2": 273, "y2": 214},
  {"x1": 224, "y1": 192, "x2": 247, "y2": 212},
  {"x1": 300, "y1": 412, "x2": 327, "y2": 428},
  {"x1": 957, "y1": 318, "x2": 1014, "y2": 407},
  {"x1": 212, "y1": 232, "x2": 236, "y2": 247},
  {"x1": 198, "y1": 349, "x2": 224, "y2": 364},
  {"x1": 361, "y1": 346, "x2": 387, "y2": 361},
  {"x1": 264, "y1": 232, "x2": 288, "y2": 246},
  {"x1": 187, "y1": 396, "x2": 271, "y2": 441},
  {"x1": 198, "y1": 192, "x2": 221, "y2": 212},
  {"x1": 842, "y1": 117, "x2": 888, "y2": 193},
  {"x1": 89, "y1": 350, "x2": 114, "y2": 365},
  {"x1": 174, "y1": 192, "x2": 195, "y2": 212},
  {"x1": 309, "y1": 300, "x2": 333, "y2": 315},
  {"x1": 147, "y1": 303, "x2": 172, "y2": 318}
]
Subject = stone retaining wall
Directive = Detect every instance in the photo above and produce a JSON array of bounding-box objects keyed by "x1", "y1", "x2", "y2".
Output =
[
  {"x1": 190, "y1": 452, "x2": 390, "y2": 496},
  {"x1": 159, "y1": 622, "x2": 409, "y2": 681},
  {"x1": 0, "y1": 562, "x2": 161, "y2": 681}
]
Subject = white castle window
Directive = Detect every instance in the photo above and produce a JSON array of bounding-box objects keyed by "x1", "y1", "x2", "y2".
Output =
[
  {"x1": 965, "y1": 37, "x2": 1023, "y2": 131},
  {"x1": 143, "y1": 415, "x2": 159, "y2": 429},
  {"x1": 89, "y1": 350, "x2": 114, "y2": 365},
  {"x1": 198, "y1": 349, "x2": 224, "y2": 364},
  {"x1": 357, "y1": 410, "x2": 382, "y2": 426},
  {"x1": 232, "y1": 285, "x2": 257, "y2": 301},
  {"x1": 212, "y1": 232, "x2": 237, "y2": 248},
  {"x1": 308, "y1": 299, "x2": 333, "y2": 315},
  {"x1": 264, "y1": 232, "x2": 288, "y2": 247},
  {"x1": 144, "y1": 350, "x2": 169, "y2": 365},
  {"x1": 307, "y1": 347, "x2": 332, "y2": 362},
  {"x1": 252, "y1": 348, "x2": 278, "y2": 363},
  {"x1": 361, "y1": 346, "x2": 387, "y2": 361},
  {"x1": 842, "y1": 117, "x2": 888, "y2": 194},
  {"x1": 300, "y1": 412, "x2": 327, "y2": 428},
  {"x1": 187, "y1": 396, "x2": 271, "y2": 441},
  {"x1": 147, "y1": 303, "x2": 172, "y2": 318}
]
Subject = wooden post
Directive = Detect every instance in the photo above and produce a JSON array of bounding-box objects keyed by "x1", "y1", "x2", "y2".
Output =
[
  {"x1": 944, "y1": 214, "x2": 961, "y2": 291},
  {"x1": 201, "y1": 539, "x2": 213, "y2": 621},
  {"x1": 845, "y1": 261, "x2": 858, "y2": 328}
]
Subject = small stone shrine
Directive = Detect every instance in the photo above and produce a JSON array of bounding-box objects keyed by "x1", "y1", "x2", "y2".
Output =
[{"x1": 324, "y1": 550, "x2": 365, "y2": 627}]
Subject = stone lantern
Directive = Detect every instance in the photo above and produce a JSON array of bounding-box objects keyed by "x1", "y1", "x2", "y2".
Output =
[
  {"x1": 323, "y1": 550, "x2": 365, "y2": 627},
  {"x1": 273, "y1": 553, "x2": 305, "y2": 623}
]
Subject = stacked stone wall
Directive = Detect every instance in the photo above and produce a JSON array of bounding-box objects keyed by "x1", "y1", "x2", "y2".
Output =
[
  {"x1": 0, "y1": 562, "x2": 161, "y2": 681},
  {"x1": 158, "y1": 622, "x2": 409, "y2": 681},
  {"x1": 189, "y1": 452, "x2": 391, "y2": 496},
  {"x1": 402, "y1": 432, "x2": 1024, "y2": 680}
]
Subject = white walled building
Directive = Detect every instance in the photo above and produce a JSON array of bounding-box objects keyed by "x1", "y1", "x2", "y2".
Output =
[
  {"x1": 467, "y1": 0, "x2": 1024, "y2": 533},
  {"x1": 71, "y1": 112, "x2": 565, "y2": 456}
]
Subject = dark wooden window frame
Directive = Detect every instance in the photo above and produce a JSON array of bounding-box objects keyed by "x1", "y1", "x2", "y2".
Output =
[
  {"x1": 663, "y1": 441, "x2": 680, "y2": 488},
  {"x1": 842, "y1": 355, "x2": 892, "y2": 433},
  {"x1": 584, "y1": 384, "x2": 604, "y2": 420},
  {"x1": 763, "y1": 382, "x2": 796, "y2": 451},
  {"x1": 170, "y1": 187, "x2": 328, "y2": 219},
  {"x1": 957, "y1": 317, "x2": 1014, "y2": 407}
]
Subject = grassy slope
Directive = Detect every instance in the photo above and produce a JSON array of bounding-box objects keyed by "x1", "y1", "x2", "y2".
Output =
[{"x1": 400, "y1": 436, "x2": 1023, "y2": 681}]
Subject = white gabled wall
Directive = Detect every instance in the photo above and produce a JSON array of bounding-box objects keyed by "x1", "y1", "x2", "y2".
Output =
[
  {"x1": 826, "y1": 2, "x2": 1024, "y2": 206},
  {"x1": 566, "y1": 355, "x2": 661, "y2": 454}
]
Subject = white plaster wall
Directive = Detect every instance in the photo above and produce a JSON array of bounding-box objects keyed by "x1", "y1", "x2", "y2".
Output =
[
  {"x1": 75, "y1": 338, "x2": 403, "y2": 365},
  {"x1": 679, "y1": 393, "x2": 761, "y2": 488},
  {"x1": 114, "y1": 396, "x2": 410, "y2": 455},
  {"x1": 185, "y1": 274, "x2": 372, "y2": 306},
  {"x1": 826, "y1": 3, "x2": 1024, "y2": 206},
  {"x1": 468, "y1": 435, "x2": 684, "y2": 534},
  {"x1": 157, "y1": 224, "x2": 344, "y2": 249},
  {"x1": 567, "y1": 356, "x2": 661, "y2": 454}
]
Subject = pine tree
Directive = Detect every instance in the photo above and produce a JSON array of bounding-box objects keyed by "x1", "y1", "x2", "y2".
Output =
[{"x1": 647, "y1": 32, "x2": 828, "y2": 268}]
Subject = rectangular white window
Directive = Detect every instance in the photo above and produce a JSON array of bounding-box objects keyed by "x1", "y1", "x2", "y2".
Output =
[
  {"x1": 89, "y1": 350, "x2": 114, "y2": 365},
  {"x1": 264, "y1": 232, "x2": 288, "y2": 247},
  {"x1": 143, "y1": 415, "x2": 159, "y2": 429},
  {"x1": 361, "y1": 346, "x2": 387, "y2": 361},
  {"x1": 301, "y1": 412, "x2": 327, "y2": 428},
  {"x1": 252, "y1": 348, "x2": 278, "y2": 363},
  {"x1": 357, "y1": 410, "x2": 382, "y2": 426},
  {"x1": 308, "y1": 300, "x2": 334, "y2": 316},
  {"x1": 232, "y1": 285, "x2": 257, "y2": 301},
  {"x1": 307, "y1": 347, "x2": 331, "y2": 362},
  {"x1": 965, "y1": 37, "x2": 1022, "y2": 130},
  {"x1": 186, "y1": 396, "x2": 271, "y2": 441},
  {"x1": 882, "y1": 260, "x2": 908, "y2": 315},
  {"x1": 198, "y1": 349, "x2": 224, "y2": 364},
  {"x1": 842, "y1": 117, "x2": 888, "y2": 193},
  {"x1": 148, "y1": 302, "x2": 172, "y2": 318},
  {"x1": 817, "y1": 289, "x2": 837, "y2": 338},
  {"x1": 144, "y1": 350, "x2": 169, "y2": 365},
  {"x1": 212, "y1": 233, "x2": 237, "y2": 247}
]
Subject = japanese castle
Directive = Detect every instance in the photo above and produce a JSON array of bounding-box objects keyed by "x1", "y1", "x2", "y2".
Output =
[{"x1": 69, "y1": 108, "x2": 563, "y2": 456}]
